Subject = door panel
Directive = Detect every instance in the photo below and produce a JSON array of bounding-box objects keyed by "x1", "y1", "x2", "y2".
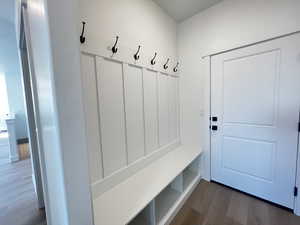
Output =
[
  {"x1": 223, "y1": 50, "x2": 279, "y2": 126},
  {"x1": 222, "y1": 137, "x2": 275, "y2": 182},
  {"x1": 211, "y1": 34, "x2": 300, "y2": 208}
]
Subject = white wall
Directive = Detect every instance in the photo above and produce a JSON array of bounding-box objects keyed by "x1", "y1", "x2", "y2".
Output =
[
  {"x1": 18, "y1": 0, "x2": 300, "y2": 223},
  {"x1": 23, "y1": 0, "x2": 93, "y2": 224},
  {"x1": 178, "y1": 0, "x2": 300, "y2": 179},
  {"x1": 18, "y1": 0, "x2": 178, "y2": 224},
  {"x1": 79, "y1": 0, "x2": 177, "y2": 63}
]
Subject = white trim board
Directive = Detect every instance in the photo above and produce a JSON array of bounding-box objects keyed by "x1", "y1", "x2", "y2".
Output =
[
  {"x1": 202, "y1": 30, "x2": 300, "y2": 59},
  {"x1": 92, "y1": 140, "x2": 181, "y2": 198},
  {"x1": 81, "y1": 42, "x2": 180, "y2": 77}
]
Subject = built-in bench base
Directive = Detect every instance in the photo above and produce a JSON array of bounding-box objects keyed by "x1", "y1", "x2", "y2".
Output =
[{"x1": 92, "y1": 146, "x2": 202, "y2": 225}]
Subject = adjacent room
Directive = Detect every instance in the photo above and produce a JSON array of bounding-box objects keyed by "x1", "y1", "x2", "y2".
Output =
[{"x1": 9, "y1": 0, "x2": 300, "y2": 225}]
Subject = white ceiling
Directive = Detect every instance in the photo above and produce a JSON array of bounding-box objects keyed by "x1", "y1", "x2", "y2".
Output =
[
  {"x1": 0, "y1": 0, "x2": 15, "y2": 24},
  {"x1": 153, "y1": 0, "x2": 223, "y2": 22},
  {"x1": 0, "y1": 0, "x2": 221, "y2": 24}
]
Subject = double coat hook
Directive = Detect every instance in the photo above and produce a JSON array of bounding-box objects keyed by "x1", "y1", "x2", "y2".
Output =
[
  {"x1": 163, "y1": 58, "x2": 170, "y2": 70},
  {"x1": 134, "y1": 45, "x2": 141, "y2": 61},
  {"x1": 112, "y1": 36, "x2": 119, "y2": 54},
  {"x1": 80, "y1": 21, "x2": 86, "y2": 44},
  {"x1": 151, "y1": 52, "x2": 157, "y2": 65},
  {"x1": 173, "y1": 62, "x2": 179, "y2": 72}
]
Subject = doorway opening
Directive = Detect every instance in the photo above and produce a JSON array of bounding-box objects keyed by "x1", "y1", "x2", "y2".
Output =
[{"x1": 0, "y1": 1, "x2": 47, "y2": 225}]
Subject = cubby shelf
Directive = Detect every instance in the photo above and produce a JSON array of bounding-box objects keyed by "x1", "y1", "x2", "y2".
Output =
[
  {"x1": 155, "y1": 186, "x2": 181, "y2": 223},
  {"x1": 128, "y1": 155, "x2": 201, "y2": 225}
]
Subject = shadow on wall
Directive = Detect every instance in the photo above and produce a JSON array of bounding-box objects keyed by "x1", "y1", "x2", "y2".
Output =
[{"x1": 0, "y1": 19, "x2": 28, "y2": 140}]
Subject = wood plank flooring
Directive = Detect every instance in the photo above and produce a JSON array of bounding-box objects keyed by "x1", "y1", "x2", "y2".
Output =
[
  {"x1": 0, "y1": 156, "x2": 46, "y2": 225},
  {"x1": 170, "y1": 180, "x2": 300, "y2": 225}
]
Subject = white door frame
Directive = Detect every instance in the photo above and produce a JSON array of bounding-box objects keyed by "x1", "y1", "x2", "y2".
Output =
[
  {"x1": 19, "y1": 8, "x2": 45, "y2": 209},
  {"x1": 202, "y1": 34, "x2": 300, "y2": 215},
  {"x1": 294, "y1": 111, "x2": 300, "y2": 215},
  {"x1": 19, "y1": 2, "x2": 49, "y2": 213}
]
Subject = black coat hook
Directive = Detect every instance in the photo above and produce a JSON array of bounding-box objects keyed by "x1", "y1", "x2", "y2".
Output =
[
  {"x1": 151, "y1": 52, "x2": 157, "y2": 65},
  {"x1": 163, "y1": 58, "x2": 170, "y2": 70},
  {"x1": 173, "y1": 62, "x2": 179, "y2": 72},
  {"x1": 134, "y1": 45, "x2": 141, "y2": 61},
  {"x1": 112, "y1": 36, "x2": 119, "y2": 54},
  {"x1": 80, "y1": 21, "x2": 86, "y2": 44}
]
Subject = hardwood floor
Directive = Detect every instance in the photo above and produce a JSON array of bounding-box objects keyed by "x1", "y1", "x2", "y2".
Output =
[
  {"x1": 170, "y1": 180, "x2": 300, "y2": 225},
  {"x1": 0, "y1": 155, "x2": 46, "y2": 225}
]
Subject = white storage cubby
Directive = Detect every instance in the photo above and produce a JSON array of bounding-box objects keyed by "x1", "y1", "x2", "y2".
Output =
[
  {"x1": 128, "y1": 201, "x2": 156, "y2": 225},
  {"x1": 155, "y1": 185, "x2": 181, "y2": 224},
  {"x1": 127, "y1": 155, "x2": 201, "y2": 225},
  {"x1": 183, "y1": 158, "x2": 200, "y2": 191}
]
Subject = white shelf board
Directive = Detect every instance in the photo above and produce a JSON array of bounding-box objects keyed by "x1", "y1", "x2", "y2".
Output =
[
  {"x1": 93, "y1": 146, "x2": 202, "y2": 225},
  {"x1": 155, "y1": 187, "x2": 181, "y2": 223}
]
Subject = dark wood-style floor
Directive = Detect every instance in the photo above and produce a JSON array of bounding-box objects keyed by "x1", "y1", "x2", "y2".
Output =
[
  {"x1": 170, "y1": 180, "x2": 300, "y2": 225},
  {"x1": 0, "y1": 153, "x2": 46, "y2": 225}
]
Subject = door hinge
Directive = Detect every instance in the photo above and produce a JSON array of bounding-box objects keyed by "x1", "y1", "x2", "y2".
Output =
[{"x1": 294, "y1": 187, "x2": 298, "y2": 197}]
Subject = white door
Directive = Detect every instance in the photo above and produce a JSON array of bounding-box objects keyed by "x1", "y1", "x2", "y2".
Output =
[{"x1": 211, "y1": 34, "x2": 300, "y2": 209}]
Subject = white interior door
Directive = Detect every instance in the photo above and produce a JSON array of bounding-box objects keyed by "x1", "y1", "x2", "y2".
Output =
[{"x1": 211, "y1": 34, "x2": 300, "y2": 209}]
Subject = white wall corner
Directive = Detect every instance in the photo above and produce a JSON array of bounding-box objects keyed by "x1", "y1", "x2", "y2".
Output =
[
  {"x1": 45, "y1": 0, "x2": 94, "y2": 223},
  {"x1": 201, "y1": 56, "x2": 211, "y2": 181},
  {"x1": 24, "y1": 0, "x2": 94, "y2": 224}
]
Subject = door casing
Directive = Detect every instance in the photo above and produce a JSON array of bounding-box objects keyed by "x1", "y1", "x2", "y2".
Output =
[{"x1": 19, "y1": 3, "x2": 48, "y2": 213}]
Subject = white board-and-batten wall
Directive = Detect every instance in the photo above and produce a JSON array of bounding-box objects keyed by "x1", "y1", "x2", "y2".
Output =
[{"x1": 79, "y1": 0, "x2": 180, "y2": 199}]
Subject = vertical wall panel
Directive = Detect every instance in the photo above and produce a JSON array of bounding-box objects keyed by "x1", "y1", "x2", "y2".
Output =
[
  {"x1": 175, "y1": 78, "x2": 180, "y2": 140},
  {"x1": 80, "y1": 54, "x2": 103, "y2": 183},
  {"x1": 168, "y1": 77, "x2": 179, "y2": 142},
  {"x1": 158, "y1": 73, "x2": 169, "y2": 146},
  {"x1": 96, "y1": 57, "x2": 127, "y2": 177},
  {"x1": 123, "y1": 64, "x2": 145, "y2": 164},
  {"x1": 143, "y1": 69, "x2": 159, "y2": 154}
]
